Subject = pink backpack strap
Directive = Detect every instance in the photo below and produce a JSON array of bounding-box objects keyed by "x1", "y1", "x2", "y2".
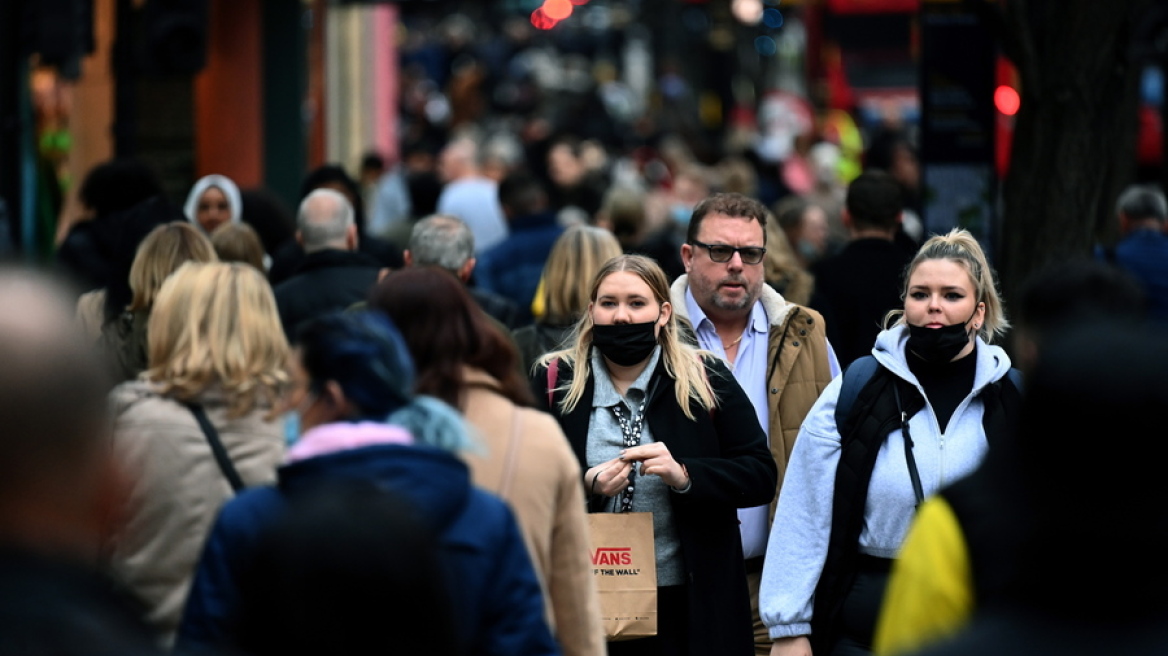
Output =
[{"x1": 546, "y1": 358, "x2": 560, "y2": 407}]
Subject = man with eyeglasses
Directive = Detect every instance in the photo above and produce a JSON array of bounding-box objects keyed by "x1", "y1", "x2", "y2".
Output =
[{"x1": 670, "y1": 192, "x2": 841, "y2": 656}]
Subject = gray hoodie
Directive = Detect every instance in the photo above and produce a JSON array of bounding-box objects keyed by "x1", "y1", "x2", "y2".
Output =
[{"x1": 759, "y1": 324, "x2": 1011, "y2": 639}]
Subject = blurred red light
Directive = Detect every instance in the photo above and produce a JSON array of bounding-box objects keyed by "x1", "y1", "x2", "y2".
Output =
[
  {"x1": 543, "y1": 0, "x2": 574, "y2": 20},
  {"x1": 531, "y1": 7, "x2": 558, "y2": 30},
  {"x1": 995, "y1": 85, "x2": 1020, "y2": 116}
]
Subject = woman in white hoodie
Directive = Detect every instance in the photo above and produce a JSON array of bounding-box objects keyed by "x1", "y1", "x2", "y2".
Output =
[
  {"x1": 760, "y1": 229, "x2": 1020, "y2": 656},
  {"x1": 184, "y1": 174, "x2": 242, "y2": 235}
]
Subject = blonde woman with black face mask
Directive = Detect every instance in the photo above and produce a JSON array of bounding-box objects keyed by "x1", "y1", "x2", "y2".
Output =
[
  {"x1": 533, "y1": 254, "x2": 777, "y2": 656},
  {"x1": 760, "y1": 229, "x2": 1020, "y2": 656}
]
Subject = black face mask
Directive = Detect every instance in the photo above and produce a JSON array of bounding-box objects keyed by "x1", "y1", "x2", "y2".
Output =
[
  {"x1": 592, "y1": 320, "x2": 659, "y2": 367},
  {"x1": 906, "y1": 310, "x2": 978, "y2": 364}
]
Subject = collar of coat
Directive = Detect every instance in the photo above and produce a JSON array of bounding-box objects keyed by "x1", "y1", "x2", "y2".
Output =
[{"x1": 669, "y1": 274, "x2": 798, "y2": 332}]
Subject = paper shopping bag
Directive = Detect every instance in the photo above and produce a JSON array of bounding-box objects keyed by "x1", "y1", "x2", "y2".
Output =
[{"x1": 587, "y1": 511, "x2": 657, "y2": 641}]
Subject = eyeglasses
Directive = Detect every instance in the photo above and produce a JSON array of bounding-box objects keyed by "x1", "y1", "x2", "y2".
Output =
[{"x1": 689, "y1": 240, "x2": 767, "y2": 265}]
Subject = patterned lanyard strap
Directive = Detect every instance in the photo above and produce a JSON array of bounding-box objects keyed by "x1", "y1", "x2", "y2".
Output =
[{"x1": 611, "y1": 397, "x2": 646, "y2": 513}]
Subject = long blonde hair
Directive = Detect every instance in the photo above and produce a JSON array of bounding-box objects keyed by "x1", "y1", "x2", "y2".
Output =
[
  {"x1": 127, "y1": 222, "x2": 218, "y2": 312},
  {"x1": 539, "y1": 254, "x2": 717, "y2": 420},
  {"x1": 541, "y1": 225, "x2": 624, "y2": 325},
  {"x1": 884, "y1": 228, "x2": 1010, "y2": 342},
  {"x1": 145, "y1": 262, "x2": 289, "y2": 417}
]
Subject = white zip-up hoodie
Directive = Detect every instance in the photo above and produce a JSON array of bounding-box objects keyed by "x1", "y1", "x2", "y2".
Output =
[{"x1": 759, "y1": 323, "x2": 1011, "y2": 639}]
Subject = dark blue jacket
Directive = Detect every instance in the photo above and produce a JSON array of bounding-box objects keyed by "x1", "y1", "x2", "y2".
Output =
[
  {"x1": 475, "y1": 211, "x2": 563, "y2": 326},
  {"x1": 176, "y1": 444, "x2": 558, "y2": 656}
]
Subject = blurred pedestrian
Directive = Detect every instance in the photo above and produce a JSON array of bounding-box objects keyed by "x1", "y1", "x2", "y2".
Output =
[
  {"x1": 210, "y1": 222, "x2": 266, "y2": 274},
  {"x1": 403, "y1": 213, "x2": 520, "y2": 330},
  {"x1": 56, "y1": 158, "x2": 163, "y2": 294},
  {"x1": 1098, "y1": 184, "x2": 1168, "y2": 322},
  {"x1": 100, "y1": 222, "x2": 218, "y2": 382},
  {"x1": 74, "y1": 196, "x2": 185, "y2": 343},
  {"x1": 761, "y1": 229, "x2": 1019, "y2": 656},
  {"x1": 104, "y1": 262, "x2": 288, "y2": 645},
  {"x1": 268, "y1": 165, "x2": 404, "y2": 285},
  {"x1": 810, "y1": 171, "x2": 915, "y2": 369},
  {"x1": 272, "y1": 189, "x2": 385, "y2": 338},
  {"x1": 183, "y1": 174, "x2": 242, "y2": 236},
  {"x1": 476, "y1": 170, "x2": 564, "y2": 326},
  {"x1": 178, "y1": 311, "x2": 558, "y2": 656},
  {"x1": 370, "y1": 268, "x2": 605, "y2": 656},
  {"x1": 437, "y1": 136, "x2": 509, "y2": 254},
  {"x1": 516, "y1": 224, "x2": 623, "y2": 373},
  {"x1": 234, "y1": 481, "x2": 459, "y2": 656},
  {"x1": 899, "y1": 321, "x2": 1168, "y2": 656},
  {"x1": 533, "y1": 254, "x2": 777, "y2": 656},
  {"x1": 0, "y1": 268, "x2": 164, "y2": 655},
  {"x1": 762, "y1": 214, "x2": 815, "y2": 307}
]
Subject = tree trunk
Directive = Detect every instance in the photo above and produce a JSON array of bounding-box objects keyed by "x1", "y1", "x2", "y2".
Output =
[{"x1": 999, "y1": 0, "x2": 1148, "y2": 306}]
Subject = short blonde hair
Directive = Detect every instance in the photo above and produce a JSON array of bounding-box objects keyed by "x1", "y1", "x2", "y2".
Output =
[
  {"x1": 146, "y1": 262, "x2": 289, "y2": 417},
  {"x1": 127, "y1": 222, "x2": 218, "y2": 312},
  {"x1": 885, "y1": 228, "x2": 1010, "y2": 342},
  {"x1": 540, "y1": 254, "x2": 717, "y2": 420},
  {"x1": 211, "y1": 222, "x2": 266, "y2": 273},
  {"x1": 541, "y1": 225, "x2": 623, "y2": 325}
]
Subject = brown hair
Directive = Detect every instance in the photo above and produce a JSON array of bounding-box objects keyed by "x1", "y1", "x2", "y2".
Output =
[
  {"x1": 687, "y1": 192, "x2": 769, "y2": 245},
  {"x1": 211, "y1": 222, "x2": 266, "y2": 273},
  {"x1": 367, "y1": 268, "x2": 535, "y2": 409}
]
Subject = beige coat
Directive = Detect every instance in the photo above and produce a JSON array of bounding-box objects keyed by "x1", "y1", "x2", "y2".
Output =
[
  {"x1": 459, "y1": 367, "x2": 604, "y2": 656},
  {"x1": 105, "y1": 381, "x2": 284, "y2": 644}
]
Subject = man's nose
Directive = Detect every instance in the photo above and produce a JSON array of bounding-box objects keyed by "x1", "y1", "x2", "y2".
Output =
[{"x1": 727, "y1": 251, "x2": 744, "y2": 271}]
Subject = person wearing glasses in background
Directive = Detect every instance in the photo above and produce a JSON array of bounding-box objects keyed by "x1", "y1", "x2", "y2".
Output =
[{"x1": 670, "y1": 193, "x2": 840, "y2": 656}]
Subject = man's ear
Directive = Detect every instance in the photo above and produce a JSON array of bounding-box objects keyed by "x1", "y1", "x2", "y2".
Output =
[
  {"x1": 346, "y1": 224, "x2": 359, "y2": 251},
  {"x1": 295, "y1": 230, "x2": 304, "y2": 247},
  {"x1": 680, "y1": 243, "x2": 694, "y2": 273},
  {"x1": 458, "y1": 258, "x2": 476, "y2": 283},
  {"x1": 841, "y1": 208, "x2": 854, "y2": 232},
  {"x1": 403, "y1": 250, "x2": 414, "y2": 267}
]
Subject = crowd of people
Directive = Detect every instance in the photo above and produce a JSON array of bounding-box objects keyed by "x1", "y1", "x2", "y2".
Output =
[{"x1": 1, "y1": 103, "x2": 1166, "y2": 656}]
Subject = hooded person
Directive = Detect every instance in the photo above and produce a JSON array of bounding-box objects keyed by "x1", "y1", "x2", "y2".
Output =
[
  {"x1": 183, "y1": 175, "x2": 243, "y2": 236},
  {"x1": 176, "y1": 310, "x2": 557, "y2": 656}
]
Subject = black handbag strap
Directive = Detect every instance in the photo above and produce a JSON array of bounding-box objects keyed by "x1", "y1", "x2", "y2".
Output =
[
  {"x1": 186, "y1": 403, "x2": 245, "y2": 493},
  {"x1": 892, "y1": 382, "x2": 926, "y2": 509}
]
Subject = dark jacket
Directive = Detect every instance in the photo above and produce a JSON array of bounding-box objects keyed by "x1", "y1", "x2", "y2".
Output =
[
  {"x1": 469, "y1": 286, "x2": 522, "y2": 331},
  {"x1": 267, "y1": 236, "x2": 402, "y2": 287},
  {"x1": 273, "y1": 249, "x2": 383, "y2": 337},
  {"x1": 177, "y1": 443, "x2": 558, "y2": 656},
  {"x1": 532, "y1": 355, "x2": 777, "y2": 656},
  {"x1": 475, "y1": 211, "x2": 564, "y2": 327},
  {"x1": 809, "y1": 238, "x2": 913, "y2": 369},
  {"x1": 512, "y1": 321, "x2": 574, "y2": 374},
  {"x1": 0, "y1": 548, "x2": 164, "y2": 655}
]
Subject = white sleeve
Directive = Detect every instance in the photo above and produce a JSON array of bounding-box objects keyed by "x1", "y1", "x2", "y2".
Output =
[{"x1": 760, "y1": 375, "x2": 844, "y2": 639}]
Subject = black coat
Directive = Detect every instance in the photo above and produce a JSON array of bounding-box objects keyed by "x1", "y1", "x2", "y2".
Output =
[
  {"x1": 273, "y1": 249, "x2": 383, "y2": 338},
  {"x1": 532, "y1": 354, "x2": 777, "y2": 656},
  {"x1": 0, "y1": 548, "x2": 164, "y2": 655},
  {"x1": 809, "y1": 238, "x2": 914, "y2": 369}
]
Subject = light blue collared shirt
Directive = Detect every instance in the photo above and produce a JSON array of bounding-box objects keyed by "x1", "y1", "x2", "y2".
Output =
[{"x1": 685, "y1": 289, "x2": 773, "y2": 559}]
